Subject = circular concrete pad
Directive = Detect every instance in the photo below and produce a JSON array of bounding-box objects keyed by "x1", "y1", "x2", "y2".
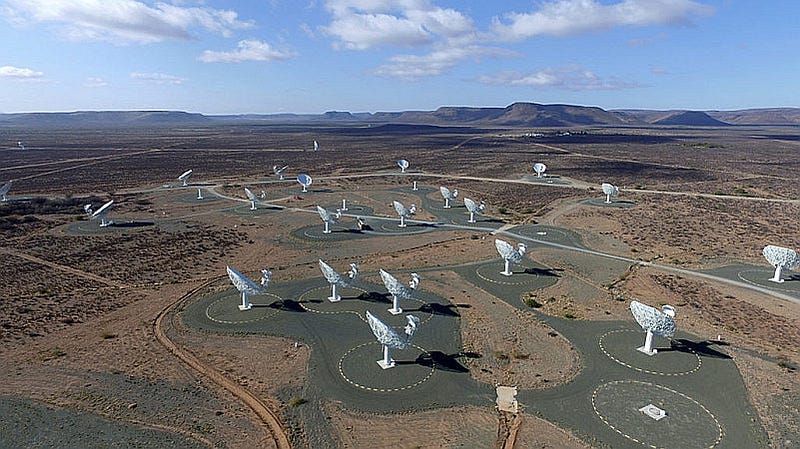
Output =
[
  {"x1": 292, "y1": 225, "x2": 368, "y2": 241},
  {"x1": 736, "y1": 268, "x2": 800, "y2": 294},
  {"x1": 339, "y1": 342, "x2": 435, "y2": 392},
  {"x1": 599, "y1": 330, "x2": 702, "y2": 376},
  {"x1": 205, "y1": 291, "x2": 283, "y2": 324},
  {"x1": 475, "y1": 260, "x2": 544, "y2": 286},
  {"x1": 592, "y1": 380, "x2": 723, "y2": 449}
]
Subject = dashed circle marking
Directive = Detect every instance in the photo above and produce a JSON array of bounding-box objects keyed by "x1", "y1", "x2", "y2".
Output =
[
  {"x1": 591, "y1": 380, "x2": 723, "y2": 449},
  {"x1": 475, "y1": 261, "x2": 540, "y2": 286},
  {"x1": 598, "y1": 329, "x2": 701, "y2": 376},
  {"x1": 205, "y1": 292, "x2": 282, "y2": 324},
  {"x1": 736, "y1": 269, "x2": 800, "y2": 293},
  {"x1": 298, "y1": 286, "x2": 436, "y2": 326},
  {"x1": 338, "y1": 342, "x2": 435, "y2": 392}
]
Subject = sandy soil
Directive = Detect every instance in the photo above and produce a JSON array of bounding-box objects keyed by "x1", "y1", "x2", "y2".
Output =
[{"x1": 425, "y1": 271, "x2": 581, "y2": 389}]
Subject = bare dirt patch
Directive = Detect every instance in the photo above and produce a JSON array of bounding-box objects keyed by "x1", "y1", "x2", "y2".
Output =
[{"x1": 426, "y1": 271, "x2": 580, "y2": 389}]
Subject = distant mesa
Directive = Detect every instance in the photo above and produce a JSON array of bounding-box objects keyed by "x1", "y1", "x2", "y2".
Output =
[
  {"x1": 652, "y1": 111, "x2": 729, "y2": 126},
  {"x1": 7, "y1": 104, "x2": 800, "y2": 128}
]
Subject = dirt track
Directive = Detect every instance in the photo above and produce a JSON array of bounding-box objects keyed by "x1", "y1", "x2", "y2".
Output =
[{"x1": 153, "y1": 280, "x2": 291, "y2": 449}]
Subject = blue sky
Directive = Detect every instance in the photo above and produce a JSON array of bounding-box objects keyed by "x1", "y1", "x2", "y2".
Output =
[{"x1": 0, "y1": 0, "x2": 797, "y2": 114}]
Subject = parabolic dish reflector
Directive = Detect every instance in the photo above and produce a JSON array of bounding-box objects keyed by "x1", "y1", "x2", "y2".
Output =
[
  {"x1": 630, "y1": 300, "x2": 676, "y2": 338},
  {"x1": 297, "y1": 174, "x2": 313, "y2": 187},
  {"x1": 244, "y1": 187, "x2": 258, "y2": 202},
  {"x1": 380, "y1": 269, "x2": 414, "y2": 300},
  {"x1": 273, "y1": 165, "x2": 288, "y2": 175},
  {"x1": 0, "y1": 180, "x2": 12, "y2": 196},
  {"x1": 178, "y1": 169, "x2": 193, "y2": 181},
  {"x1": 397, "y1": 159, "x2": 409, "y2": 170},
  {"x1": 763, "y1": 245, "x2": 800, "y2": 269},
  {"x1": 495, "y1": 238, "x2": 524, "y2": 264},
  {"x1": 227, "y1": 266, "x2": 262, "y2": 295},
  {"x1": 92, "y1": 200, "x2": 114, "y2": 218},
  {"x1": 533, "y1": 163, "x2": 547, "y2": 175},
  {"x1": 392, "y1": 200, "x2": 414, "y2": 218},
  {"x1": 440, "y1": 186, "x2": 457, "y2": 200},
  {"x1": 464, "y1": 197, "x2": 483, "y2": 214},
  {"x1": 366, "y1": 311, "x2": 419, "y2": 350},
  {"x1": 316, "y1": 205, "x2": 338, "y2": 224},
  {"x1": 601, "y1": 183, "x2": 618, "y2": 196}
]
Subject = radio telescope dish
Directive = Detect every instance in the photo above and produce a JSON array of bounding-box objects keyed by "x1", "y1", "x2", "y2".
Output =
[
  {"x1": 273, "y1": 165, "x2": 289, "y2": 180},
  {"x1": 380, "y1": 269, "x2": 421, "y2": 315},
  {"x1": 319, "y1": 259, "x2": 359, "y2": 302},
  {"x1": 316, "y1": 205, "x2": 341, "y2": 234},
  {"x1": 244, "y1": 187, "x2": 266, "y2": 210},
  {"x1": 227, "y1": 265, "x2": 272, "y2": 311},
  {"x1": 533, "y1": 163, "x2": 547, "y2": 178},
  {"x1": 177, "y1": 169, "x2": 193, "y2": 187},
  {"x1": 463, "y1": 197, "x2": 485, "y2": 223},
  {"x1": 397, "y1": 159, "x2": 410, "y2": 173},
  {"x1": 601, "y1": 183, "x2": 619, "y2": 204},
  {"x1": 630, "y1": 300, "x2": 676, "y2": 355},
  {"x1": 17, "y1": 141, "x2": 25, "y2": 150},
  {"x1": 366, "y1": 311, "x2": 420, "y2": 369},
  {"x1": 763, "y1": 245, "x2": 800, "y2": 283},
  {"x1": 439, "y1": 186, "x2": 458, "y2": 209},
  {"x1": 297, "y1": 174, "x2": 313, "y2": 192},
  {"x1": 392, "y1": 200, "x2": 417, "y2": 228},
  {"x1": 495, "y1": 238, "x2": 527, "y2": 276},
  {"x1": 84, "y1": 200, "x2": 114, "y2": 227},
  {"x1": 313, "y1": 140, "x2": 319, "y2": 152},
  {"x1": 0, "y1": 180, "x2": 12, "y2": 202}
]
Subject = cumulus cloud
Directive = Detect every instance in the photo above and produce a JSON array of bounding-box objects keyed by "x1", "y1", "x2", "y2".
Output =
[
  {"x1": 130, "y1": 72, "x2": 186, "y2": 85},
  {"x1": 373, "y1": 45, "x2": 517, "y2": 80},
  {"x1": 491, "y1": 0, "x2": 713, "y2": 41},
  {"x1": 5, "y1": 0, "x2": 253, "y2": 43},
  {"x1": 0, "y1": 65, "x2": 44, "y2": 79},
  {"x1": 323, "y1": 0, "x2": 474, "y2": 50},
  {"x1": 477, "y1": 66, "x2": 641, "y2": 90},
  {"x1": 199, "y1": 40, "x2": 296, "y2": 63}
]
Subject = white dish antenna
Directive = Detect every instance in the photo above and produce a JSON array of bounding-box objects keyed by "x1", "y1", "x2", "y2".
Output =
[
  {"x1": 397, "y1": 159, "x2": 410, "y2": 173},
  {"x1": 380, "y1": 269, "x2": 421, "y2": 315},
  {"x1": 316, "y1": 205, "x2": 341, "y2": 234},
  {"x1": 495, "y1": 238, "x2": 527, "y2": 276},
  {"x1": 392, "y1": 200, "x2": 416, "y2": 228},
  {"x1": 227, "y1": 265, "x2": 271, "y2": 311},
  {"x1": 244, "y1": 187, "x2": 266, "y2": 210},
  {"x1": 273, "y1": 165, "x2": 289, "y2": 180},
  {"x1": 177, "y1": 169, "x2": 193, "y2": 186},
  {"x1": 297, "y1": 174, "x2": 313, "y2": 192},
  {"x1": 366, "y1": 311, "x2": 420, "y2": 369},
  {"x1": 601, "y1": 183, "x2": 619, "y2": 203},
  {"x1": 17, "y1": 141, "x2": 25, "y2": 150},
  {"x1": 313, "y1": 140, "x2": 319, "y2": 151},
  {"x1": 84, "y1": 199, "x2": 114, "y2": 227},
  {"x1": 630, "y1": 300, "x2": 676, "y2": 355},
  {"x1": 533, "y1": 163, "x2": 547, "y2": 178},
  {"x1": 0, "y1": 180, "x2": 11, "y2": 202},
  {"x1": 463, "y1": 197, "x2": 485, "y2": 223},
  {"x1": 763, "y1": 245, "x2": 800, "y2": 283},
  {"x1": 319, "y1": 259, "x2": 359, "y2": 302},
  {"x1": 439, "y1": 186, "x2": 458, "y2": 208}
]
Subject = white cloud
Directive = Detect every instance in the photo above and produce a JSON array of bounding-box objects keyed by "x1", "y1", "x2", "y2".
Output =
[
  {"x1": 130, "y1": 72, "x2": 186, "y2": 85},
  {"x1": 373, "y1": 45, "x2": 516, "y2": 81},
  {"x1": 199, "y1": 40, "x2": 296, "y2": 63},
  {"x1": 84, "y1": 76, "x2": 109, "y2": 87},
  {"x1": 478, "y1": 66, "x2": 641, "y2": 90},
  {"x1": 322, "y1": 0, "x2": 474, "y2": 50},
  {"x1": 0, "y1": 65, "x2": 44, "y2": 79},
  {"x1": 491, "y1": 0, "x2": 713, "y2": 41},
  {"x1": 5, "y1": 0, "x2": 253, "y2": 43}
]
